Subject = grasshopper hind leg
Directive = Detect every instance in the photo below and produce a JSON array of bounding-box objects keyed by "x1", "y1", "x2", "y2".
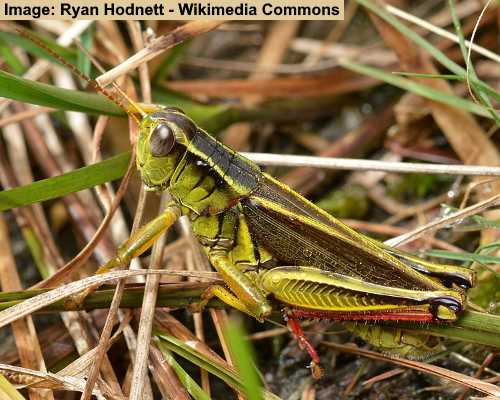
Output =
[{"x1": 285, "y1": 310, "x2": 324, "y2": 379}]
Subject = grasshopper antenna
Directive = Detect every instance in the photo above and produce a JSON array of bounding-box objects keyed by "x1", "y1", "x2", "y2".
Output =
[
  {"x1": 72, "y1": 39, "x2": 147, "y2": 119},
  {"x1": 16, "y1": 28, "x2": 145, "y2": 124}
]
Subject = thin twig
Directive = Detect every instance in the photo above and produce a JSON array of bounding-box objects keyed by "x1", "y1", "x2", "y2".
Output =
[
  {"x1": 0, "y1": 269, "x2": 218, "y2": 329},
  {"x1": 244, "y1": 152, "x2": 500, "y2": 176},
  {"x1": 323, "y1": 342, "x2": 500, "y2": 397},
  {"x1": 386, "y1": 193, "x2": 500, "y2": 247},
  {"x1": 129, "y1": 194, "x2": 174, "y2": 400},
  {"x1": 385, "y1": 4, "x2": 500, "y2": 63},
  {"x1": 96, "y1": 21, "x2": 223, "y2": 87},
  {"x1": 0, "y1": 107, "x2": 54, "y2": 129}
]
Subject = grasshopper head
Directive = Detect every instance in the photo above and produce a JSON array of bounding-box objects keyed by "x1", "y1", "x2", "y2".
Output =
[{"x1": 136, "y1": 108, "x2": 198, "y2": 191}]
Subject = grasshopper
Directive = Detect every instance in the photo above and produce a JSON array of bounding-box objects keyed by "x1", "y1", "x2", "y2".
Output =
[
  {"x1": 21, "y1": 29, "x2": 474, "y2": 378},
  {"x1": 102, "y1": 108, "x2": 474, "y2": 377}
]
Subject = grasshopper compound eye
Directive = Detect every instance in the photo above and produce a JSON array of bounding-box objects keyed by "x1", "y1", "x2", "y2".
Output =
[{"x1": 150, "y1": 123, "x2": 176, "y2": 157}]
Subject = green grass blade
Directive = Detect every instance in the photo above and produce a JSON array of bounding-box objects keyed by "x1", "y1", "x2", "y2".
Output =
[
  {"x1": 449, "y1": 0, "x2": 500, "y2": 125},
  {"x1": 0, "y1": 30, "x2": 78, "y2": 66},
  {"x1": 76, "y1": 23, "x2": 95, "y2": 83},
  {"x1": 475, "y1": 242, "x2": 500, "y2": 253},
  {"x1": 392, "y1": 72, "x2": 462, "y2": 81},
  {"x1": 0, "y1": 70, "x2": 124, "y2": 116},
  {"x1": 392, "y1": 310, "x2": 500, "y2": 348},
  {"x1": 424, "y1": 249, "x2": 500, "y2": 281},
  {"x1": 425, "y1": 249, "x2": 500, "y2": 265},
  {"x1": 155, "y1": 332, "x2": 281, "y2": 400},
  {"x1": 440, "y1": 205, "x2": 500, "y2": 230},
  {"x1": 356, "y1": 0, "x2": 499, "y2": 102},
  {"x1": 0, "y1": 373, "x2": 26, "y2": 400},
  {"x1": 0, "y1": 152, "x2": 131, "y2": 211},
  {"x1": 155, "y1": 332, "x2": 244, "y2": 391},
  {"x1": 224, "y1": 319, "x2": 263, "y2": 400},
  {"x1": 356, "y1": 0, "x2": 464, "y2": 75},
  {"x1": 468, "y1": 215, "x2": 500, "y2": 230},
  {"x1": 158, "y1": 346, "x2": 211, "y2": 400},
  {"x1": 0, "y1": 68, "x2": 235, "y2": 129},
  {"x1": 392, "y1": 73, "x2": 500, "y2": 103},
  {"x1": 456, "y1": 310, "x2": 500, "y2": 334},
  {"x1": 340, "y1": 60, "x2": 491, "y2": 118},
  {"x1": 0, "y1": 38, "x2": 26, "y2": 75}
]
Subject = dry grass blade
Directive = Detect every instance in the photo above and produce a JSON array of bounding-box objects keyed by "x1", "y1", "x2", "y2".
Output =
[
  {"x1": 224, "y1": 20, "x2": 299, "y2": 150},
  {"x1": 362, "y1": 368, "x2": 406, "y2": 388},
  {"x1": 365, "y1": 0, "x2": 500, "y2": 270},
  {"x1": 245, "y1": 153, "x2": 500, "y2": 176},
  {"x1": 165, "y1": 69, "x2": 378, "y2": 99},
  {"x1": 124, "y1": 24, "x2": 166, "y2": 400},
  {"x1": 0, "y1": 107, "x2": 54, "y2": 129},
  {"x1": 2, "y1": 12, "x2": 499, "y2": 399},
  {"x1": 96, "y1": 20, "x2": 223, "y2": 87},
  {"x1": 322, "y1": 343, "x2": 500, "y2": 397},
  {"x1": 0, "y1": 269, "x2": 217, "y2": 329},
  {"x1": 386, "y1": 192, "x2": 500, "y2": 247},
  {"x1": 0, "y1": 215, "x2": 53, "y2": 400},
  {"x1": 366, "y1": 0, "x2": 500, "y2": 164},
  {"x1": 182, "y1": 54, "x2": 341, "y2": 74},
  {"x1": 0, "y1": 364, "x2": 106, "y2": 399},
  {"x1": 385, "y1": 4, "x2": 500, "y2": 63},
  {"x1": 35, "y1": 149, "x2": 136, "y2": 290},
  {"x1": 155, "y1": 310, "x2": 232, "y2": 370},
  {"x1": 58, "y1": 313, "x2": 132, "y2": 381},
  {"x1": 345, "y1": 219, "x2": 462, "y2": 252},
  {"x1": 148, "y1": 345, "x2": 191, "y2": 400},
  {"x1": 130, "y1": 194, "x2": 172, "y2": 400}
]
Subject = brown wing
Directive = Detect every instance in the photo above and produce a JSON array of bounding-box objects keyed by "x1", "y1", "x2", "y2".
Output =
[{"x1": 241, "y1": 174, "x2": 445, "y2": 292}]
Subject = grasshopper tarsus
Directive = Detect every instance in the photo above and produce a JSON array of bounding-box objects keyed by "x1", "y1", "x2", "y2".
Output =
[
  {"x1": 286, "y1": 313, "x2": 323, "y2": 379},
  {"x1": 310, "y1": 362, "x2": 324, "y2": 380}
]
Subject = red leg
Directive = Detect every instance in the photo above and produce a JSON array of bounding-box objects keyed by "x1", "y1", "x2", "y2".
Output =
[
  {"x1": 285, "y1": 312, "x2": 324, "y2": 379},
  {"x1": 284, "y1": 307, "x2": 435, "y2": 379}
]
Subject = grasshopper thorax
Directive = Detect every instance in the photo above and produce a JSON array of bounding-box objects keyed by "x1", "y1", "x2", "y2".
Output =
[{"x1": 136, "y1": 108, "x2": 198, "y2": 191}]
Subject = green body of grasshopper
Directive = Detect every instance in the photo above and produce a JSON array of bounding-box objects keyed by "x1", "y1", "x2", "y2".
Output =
[{"x1": 102, "y1": 108, "x2": 473, "y2": 376}]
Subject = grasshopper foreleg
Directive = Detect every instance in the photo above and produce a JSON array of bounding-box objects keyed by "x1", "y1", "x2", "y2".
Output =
[
  {"x1": 100, "y1": 203, "x2": 181, "y2": 272},
  {"x1": 67, "y1": 203, "x2": 181, "y2": 308}
]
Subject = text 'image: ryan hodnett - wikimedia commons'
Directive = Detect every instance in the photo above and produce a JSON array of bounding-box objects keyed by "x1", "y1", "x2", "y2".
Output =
[{"x1": 0, "y1": 1, "x2": 499, "y2": 399}]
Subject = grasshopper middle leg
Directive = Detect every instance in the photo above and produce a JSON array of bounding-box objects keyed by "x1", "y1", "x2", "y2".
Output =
[
  {"x1": 193, "y1": 210, "x2": 272, "y2": 322},
  {"x1": 199, "y1": 247, "x2": 272, "y2": 322}
]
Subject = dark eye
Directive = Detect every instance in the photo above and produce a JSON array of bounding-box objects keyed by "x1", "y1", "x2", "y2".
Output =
[{"x1": 150, "y1": 124, "x2": 175, "y2": 157}]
